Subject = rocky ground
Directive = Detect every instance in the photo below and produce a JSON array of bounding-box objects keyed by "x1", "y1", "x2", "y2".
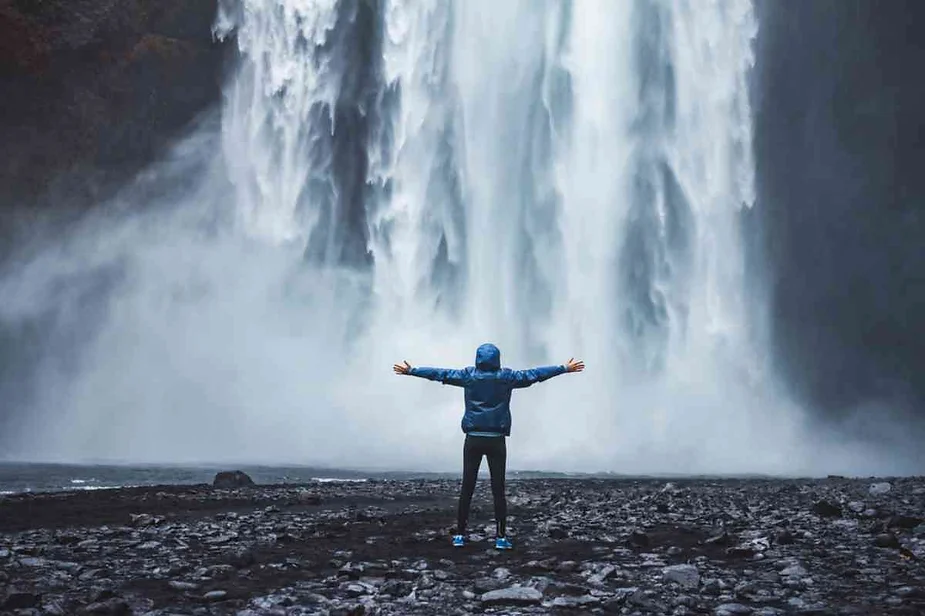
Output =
[{"x1": 1, "y1": 475, "x2": 924, "y2": 615}]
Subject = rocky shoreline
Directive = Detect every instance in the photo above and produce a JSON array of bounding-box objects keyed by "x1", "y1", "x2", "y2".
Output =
[{"x1": 1, "y1": 476, "x2": 923, "y2": 615}]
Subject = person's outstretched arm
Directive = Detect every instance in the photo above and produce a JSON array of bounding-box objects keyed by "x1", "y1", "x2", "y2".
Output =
[
  {"x1": 509, "y1": 357, "x2": 585, "y2": 389},
  {"x1": 393, "y1": 361, "x2": 468, "y2": 387}
]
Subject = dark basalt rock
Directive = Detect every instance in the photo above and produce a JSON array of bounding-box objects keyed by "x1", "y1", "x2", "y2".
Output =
[
  {"x1": 212, "y1": 470, "x2": 256, "y2": 489},
  {"x1": 1, "y1": 590, "x2": 42, "y2": 610},
  {"x1": 811, "y1": 500, "x2": 843, "y2": 517}
]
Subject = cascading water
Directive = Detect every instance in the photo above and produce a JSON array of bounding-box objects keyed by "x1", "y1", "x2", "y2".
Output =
[{"x1": 6, "y1": 0, "x2": 901, "y2": 474}]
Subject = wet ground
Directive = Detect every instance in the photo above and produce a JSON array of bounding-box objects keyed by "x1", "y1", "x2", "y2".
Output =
[{"x1": 1, "y1": 476, "x2": 924, "y2": 614}]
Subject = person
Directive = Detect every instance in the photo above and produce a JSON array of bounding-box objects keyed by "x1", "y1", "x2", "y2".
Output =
[{"x1": 393, "y1": 343, "x2": 584, "y2": 550}]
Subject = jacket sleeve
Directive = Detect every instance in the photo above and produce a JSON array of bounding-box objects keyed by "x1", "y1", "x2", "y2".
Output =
[
  {"x1": 409, "y1": 366, "x2": 469, "y2": 387},
  {"x1": 508, "y1": 365, "x2": 567, "y2": 389}
]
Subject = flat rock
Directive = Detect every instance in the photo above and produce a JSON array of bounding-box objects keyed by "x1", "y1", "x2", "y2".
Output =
[
  {"x1": 551, "y1": 594, "x2": 599, "y2": 607},
  {"x1": 480, "y1": 586, "x2": 543, "y2": 605},
  {"x1": 716, "y1": 603, "x2": 754, "y2": 615},
  {"x1": 662, "y1": 564, "x2": 700, "y2": 589},
  {"x1": 869, "y1": 482, "x2": 892, "y2": 495}
]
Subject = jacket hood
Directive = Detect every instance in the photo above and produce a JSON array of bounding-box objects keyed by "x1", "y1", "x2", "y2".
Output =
[{"x1": 475, "y1": 343, "x2": 501, "y2": 371}]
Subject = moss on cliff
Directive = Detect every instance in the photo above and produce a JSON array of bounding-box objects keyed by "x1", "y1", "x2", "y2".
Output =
[{"x1": 0, "y1": 0, "x2": 226, "y2": 208}]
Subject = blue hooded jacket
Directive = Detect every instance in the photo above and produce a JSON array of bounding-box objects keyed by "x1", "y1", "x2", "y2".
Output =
[{"x1": 409, "y1": 343, "x2": 567, "y2": 436}]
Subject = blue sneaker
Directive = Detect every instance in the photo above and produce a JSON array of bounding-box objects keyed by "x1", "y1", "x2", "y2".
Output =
[
  {"x1": 495, "y1": 537, "x2": 513, "y2": 550},
  {"x1": 452, "y1": 535, "x2": 465, "y2": 548}
]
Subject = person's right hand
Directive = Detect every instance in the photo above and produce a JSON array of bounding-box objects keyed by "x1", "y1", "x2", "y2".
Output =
[{"x1": 565, "y1": 358, "x2": 585, "y2": 373}]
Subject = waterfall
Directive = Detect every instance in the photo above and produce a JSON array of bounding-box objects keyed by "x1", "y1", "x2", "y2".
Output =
[{"x1": 12, "y1": 0, "x2": 892, "y2": 474}]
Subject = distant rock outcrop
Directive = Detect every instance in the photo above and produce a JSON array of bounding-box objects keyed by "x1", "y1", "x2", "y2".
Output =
[
  {"x1": 212, "y1": 470, "x2": 255, "y2": 489},
  {"x1": 0, "y1": 0, "x2": 225, "y2": 210}
]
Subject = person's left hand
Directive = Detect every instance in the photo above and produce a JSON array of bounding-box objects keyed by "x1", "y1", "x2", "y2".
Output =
[{"x1": 393, "y1": 360, "x2": 413, "y2": 375}]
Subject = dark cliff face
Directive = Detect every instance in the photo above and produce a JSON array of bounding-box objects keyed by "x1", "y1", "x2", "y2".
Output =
[
  {"x1": 753, "y1": 0, "x2": 925, "y2": 421},
  {"x1": 0, "y1": 0, "x2": 225, "y2": 213}
]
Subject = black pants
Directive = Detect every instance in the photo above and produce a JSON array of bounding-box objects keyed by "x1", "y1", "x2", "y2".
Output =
[{"x1": 457, "y1": 435, "x2": 507, "y2": 537}]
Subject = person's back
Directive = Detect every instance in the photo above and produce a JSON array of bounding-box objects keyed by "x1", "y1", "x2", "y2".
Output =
[{"x1": 394, "y1": 343, "x2": 584, "y2": 549}]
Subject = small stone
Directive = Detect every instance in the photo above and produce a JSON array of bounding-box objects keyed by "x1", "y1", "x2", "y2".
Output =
[
  {"x1": 91, "y1": 589, "x2": 118, "y2": 603},
  {"x1": 716, "y1": 603, "x2": 753, "y2": 615},
  {"x1": 2, "y1": 591, "x2": 41, "y2": 610},
  {"x1": 885, "y1": 596, "x2": 903, "y2": 606},
  {"x1": 628, "y1": 530, "x2": 650, "y2": 547},
  {"x1": 480, "y1": 586, "x2": 543, "y2": 606},
  {"x1": 780, "y1": 564, "x2": 808, "y2": 578},
  {"x1": 137, "y1": 541, "x2": 161, "y2": 550},
  {"x1": 229, "y1": 547, "x2": 257, "y2": 568},
  {"x1": 811, "y1": 500, "x2": 842, "y2": 517},
  {"x1": 82, "y1": 598, "x2": 129, "y2": 615},
  {"x1": 874, "y1": 533, "x2": 900, "y2": 548},
  {"x1": 42, "y1": 598, "x2": 67, "y2": 616},
  {"x1": 662, "y1": 564, "x2": 700, "y2": 589},
  {"x1": 869, "y1": 482, "x2": 892, "y2": 495},
  {"x1": 775, "y1": 530, "x2": 795, "y2": 545},
  {"x1": 203, "y1": 590, "x2": 228, "y2": 602},
  {"x1": 299, "y1": 491, "x2": 323, "y2": 505},
  {"x1": 706, "y1": 532, "x2": 734, "y2": 546},
  {"x1": 589, "y1": 565, "x2": 616, "y2": 584},
  {"x1": 551, "y1": 595, "x2": 599, "y2": 607},
  {"x1": 168, "y1": 581, "x2": 200, "y2": 591},
  {"x1": 847, "y1": 501, "x2": 865, "y2": 513},
  {"x1": 492, "y1": 567, "x2": 511, "y2": 580},
  {"x1": 129, "y1": 513, "x2": 156, "y2": 527},
  {"x1": 473, "y1": 578, "x2": 501, "y2": 593},
  {"x1": 888, "y1": 515, "x2": 923, "y2": 529}
]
